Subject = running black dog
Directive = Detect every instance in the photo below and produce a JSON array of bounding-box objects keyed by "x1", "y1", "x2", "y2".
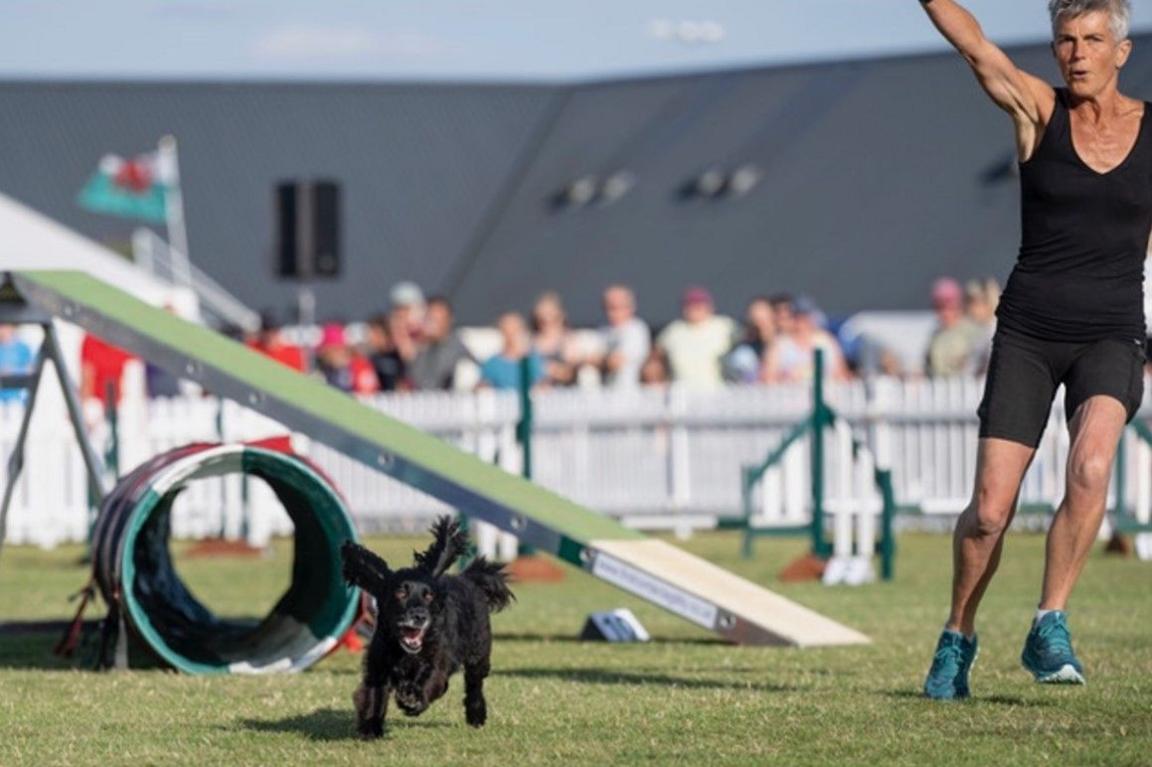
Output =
[{"x1": 341, "y1": 517, "x2": 514, "y2": 738}]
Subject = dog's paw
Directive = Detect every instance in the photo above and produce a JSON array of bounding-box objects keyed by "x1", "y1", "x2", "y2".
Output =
[
  {"x1": 465, "y1": 700, "x2": 487, "y2": 728},
  {"x1": 357, "y1": 719, "x2": 385, "y2": 740},
  {"x1": 395, "y1": 683, "x2": 428, "y2": 716}
]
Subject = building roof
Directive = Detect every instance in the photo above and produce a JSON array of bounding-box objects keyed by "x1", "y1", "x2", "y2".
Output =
[{"x1": 4, "y1": 35, "x2": 1152, "y2": 328}]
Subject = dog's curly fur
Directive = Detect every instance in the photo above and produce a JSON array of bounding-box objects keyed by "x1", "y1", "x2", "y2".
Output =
[{"x1": 341, "y1": 517, "x2": 514, "y2": 738}]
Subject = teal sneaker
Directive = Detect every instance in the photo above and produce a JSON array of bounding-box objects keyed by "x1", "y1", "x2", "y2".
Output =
[
  {"x1": 1021, "y1": 611, "x2": 1085, "y2": 684},
  {"x1": 956, "y1": 634, "x2": 979, "y2": 698},
  {"x1": 924, "y1": 631, "x2": 978, "y2": 700}
]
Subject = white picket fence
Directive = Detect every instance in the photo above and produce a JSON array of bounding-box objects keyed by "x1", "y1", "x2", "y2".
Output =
[{"x1": 2, "y1": 364, "x2": 1151, "y2": 548}]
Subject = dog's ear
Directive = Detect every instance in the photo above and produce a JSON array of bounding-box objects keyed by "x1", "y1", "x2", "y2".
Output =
[
  {"x1": 341, "y1": 540, "x2": 392, "y2": 594},
  {"x1": 413, "y1": 515, "x2": 469, "y2": 577}
]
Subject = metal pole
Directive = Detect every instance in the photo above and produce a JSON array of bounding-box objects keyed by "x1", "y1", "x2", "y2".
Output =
[
  {"x1": 132, "y1": 227, "x2": 156, "y2": 276},
  {"x1": 43, "y1": 323, "x2": 107, "y2": 503},
  {"x1": 297, "y1": 283, "x2": 316, "y2": 374},
  {"x1": 158, "y1": 135, "x2": 193, "y2": 288}
]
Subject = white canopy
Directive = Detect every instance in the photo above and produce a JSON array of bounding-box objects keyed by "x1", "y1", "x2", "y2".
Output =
[{"x1": 0, "y1": 191, "x2": 191, "y2": 310}]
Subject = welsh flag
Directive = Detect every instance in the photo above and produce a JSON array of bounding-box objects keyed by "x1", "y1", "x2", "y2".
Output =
[{"x1": 77, "y1": 152, "x2": 169, "y2": 223}]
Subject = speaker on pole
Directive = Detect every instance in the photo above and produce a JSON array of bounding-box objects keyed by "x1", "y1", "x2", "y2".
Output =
[{"x1": 274, "y1": 179, "x2": 341, "y2": 280}]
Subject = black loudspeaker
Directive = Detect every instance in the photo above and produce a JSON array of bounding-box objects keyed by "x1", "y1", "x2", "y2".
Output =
[{"x1": 274, "y1": 179, "x2": 341, "y2": 279}]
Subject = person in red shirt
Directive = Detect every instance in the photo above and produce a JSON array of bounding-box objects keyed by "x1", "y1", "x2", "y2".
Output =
[
  {"x1": 247, "y1": 311, "x2": 306, "y2": 372},
  {"x1": 80, "y1": 333, "x2": 135, "y2": 408}
]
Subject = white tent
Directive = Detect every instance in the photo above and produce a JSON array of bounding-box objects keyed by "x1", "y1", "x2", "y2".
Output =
[{"x1": 0, "y1": 191, "x2": 192, "y2": 310}]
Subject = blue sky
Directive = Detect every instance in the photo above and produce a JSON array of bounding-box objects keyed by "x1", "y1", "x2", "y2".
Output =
[{"x1": 4, "y1": 1, "x2": 1152, "y2": 82}]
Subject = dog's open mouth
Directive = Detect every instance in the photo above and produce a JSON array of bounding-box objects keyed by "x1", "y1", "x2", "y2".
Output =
[{"x1": 398, "y1": 625, "x2": 426, "y2": 654}]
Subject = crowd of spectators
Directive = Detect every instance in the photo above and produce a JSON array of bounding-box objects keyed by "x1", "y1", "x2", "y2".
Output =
[
  {"x1": 0, "y1": 275, "x2": 1009, "y2": 406},
  {"x1": 236, "y1": 275, "x2": 1008, "y2": 398}
]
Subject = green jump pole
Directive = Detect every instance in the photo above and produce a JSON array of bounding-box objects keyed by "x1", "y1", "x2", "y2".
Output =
[
  {"x1": 516, "y1": 355, "x2": 535, "y2": 556},
  {"x1": 810, "y1": 349, "x2": 831, "y2": 558},
  {"x1": 104, "y1": 381, "x2": 120, "y2": 481},
  {"x1": 876, "y1": 468, "x2": 896, "y2": 581},
  {"x1": 517, "y1": 356, "x2": 533, "y2": 481},
  {"x1": 740, "y1": 466, "x2": 755, "y2": 559},
  {"x1": 1114, "y1": 430, "x2": 1127, "y2": 520}
]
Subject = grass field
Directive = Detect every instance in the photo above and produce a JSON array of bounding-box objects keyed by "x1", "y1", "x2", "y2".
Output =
[{"x1": 1, "y1": 530, "x2": 1150, "y2": 766}]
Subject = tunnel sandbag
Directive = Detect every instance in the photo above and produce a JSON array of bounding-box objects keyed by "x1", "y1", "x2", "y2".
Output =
[{"x1": 91, "y1": 442, "x2": 359, "y2": 674}]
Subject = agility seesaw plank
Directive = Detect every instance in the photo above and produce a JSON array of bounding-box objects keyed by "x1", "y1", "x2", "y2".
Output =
[{"x1": 10, "y1": 270, "x2": 868, "y2": 647}]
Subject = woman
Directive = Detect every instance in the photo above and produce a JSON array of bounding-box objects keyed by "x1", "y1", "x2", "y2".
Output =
[{"x1": 919, "y1": 0, "x2": 1148, "y2": 699}]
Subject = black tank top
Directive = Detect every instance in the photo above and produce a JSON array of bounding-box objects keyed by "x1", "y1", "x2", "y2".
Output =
[{"x1": 997, "y1": 88, "x2": 1152, "y2": 342}]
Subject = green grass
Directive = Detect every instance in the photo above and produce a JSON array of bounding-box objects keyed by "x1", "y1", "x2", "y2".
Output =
[{"x1": 1, "y1": 531, "x2": 1150, "y2": 766}]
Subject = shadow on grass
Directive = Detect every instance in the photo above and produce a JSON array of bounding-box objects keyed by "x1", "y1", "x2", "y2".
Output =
[
  {"x1": 0, "y1": 629, "x2": 80, "y2": 670},
  {"x1": 881, "y1": 689, "x2": 1056, "y2": 707},
  {"x1": 239, "y1": 707, "x2": 452, "y2": 741},
  {"x1": 495, "y1": 666, "x2": 804, "y2": 693},
  {"x1": 495, "y1": 631, "x2": 727, "y2": 646}
]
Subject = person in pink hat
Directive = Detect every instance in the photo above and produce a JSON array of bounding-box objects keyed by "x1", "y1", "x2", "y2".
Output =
[
  {"x1": 653, "y1": 287, "x2": 738, "y2": 390},
  {"x1": 924, "y1": 277, "x2": 981, "y2": 377},
  {"x1": 316, "y1": 322, "x2": 378, "y2": 395}
]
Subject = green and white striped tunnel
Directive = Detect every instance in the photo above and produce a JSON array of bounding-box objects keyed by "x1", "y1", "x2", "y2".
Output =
[{"x1": 91, "y1": 442, "x2": 359, "y2": 674}]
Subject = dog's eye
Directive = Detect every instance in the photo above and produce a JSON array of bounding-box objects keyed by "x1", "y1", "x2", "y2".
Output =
[
  {"x1": 423, "y1": 592, "x2": 434, "y2": 604},
  {"x1": 394, "y1": 589, "x2": 407, "y2": 601}
]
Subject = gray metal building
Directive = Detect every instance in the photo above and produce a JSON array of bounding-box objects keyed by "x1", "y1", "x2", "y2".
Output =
[{"x1": 3, "y1": 37, "x2": 1152, "y2": 327}]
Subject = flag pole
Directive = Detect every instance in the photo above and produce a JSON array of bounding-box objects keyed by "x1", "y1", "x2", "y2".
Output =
[{"x1": 158, "y1": 135, "x2": 193, "y2": 288}]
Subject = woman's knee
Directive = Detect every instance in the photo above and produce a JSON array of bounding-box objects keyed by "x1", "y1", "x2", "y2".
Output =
[
  {"x1": 1067, "y1": 452, "x2": 1113, "y2": 495},
  {"x1": 965, "y1": 487, "x2": 1015, "y2": 537}
]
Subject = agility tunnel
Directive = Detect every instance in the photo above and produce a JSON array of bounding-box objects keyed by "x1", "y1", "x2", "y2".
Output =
[{"x1": 90, "y1": 441, "x2": 359, "y2": 674}]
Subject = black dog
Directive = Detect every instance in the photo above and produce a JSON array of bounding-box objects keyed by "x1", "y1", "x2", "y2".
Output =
[{"x1": 341, "y1": 517, "x2": 514, "y2": 738}]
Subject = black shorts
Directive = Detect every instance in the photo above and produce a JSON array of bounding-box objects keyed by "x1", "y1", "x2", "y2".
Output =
[{"x1": 977, "y1": 329, "x2": 1146, "y2": 448}]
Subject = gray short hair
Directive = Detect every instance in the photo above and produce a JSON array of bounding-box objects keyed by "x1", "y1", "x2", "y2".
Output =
[{"x1": 1049, "y1": 0, "x2": 1132, "y2": 41}]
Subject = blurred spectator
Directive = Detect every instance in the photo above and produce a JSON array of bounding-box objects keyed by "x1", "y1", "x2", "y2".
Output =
[
  {"x1": 480, "y1": 312, "x2": 545, "y2": 391},
  {"x1": 725, "y1": 296, "x2": 776, "y2": 384},
  {"x1": 590, "y1": 284, "x2": 650, "y2": 389},
  {"x1": 839, "y1": 327, "x2": 904, "y2": 379},
  {"x1": 80, "y1": 332, "x2": 135, "y2": 408},
  {"x1": 0, "y1": 324, "x2": 33, "y2": 403},
  {"x1": 388, "y1": 281, "x2": 426, "y2": 365},
  {"x1": 363, "y1": 314, "x2": 408, "y2": 392},
  {"x1": 530, "y1": 291, "x2": 579, "y2": 386},
  {"x1": 925, "y1": 277, "x2": 980, "y2": 377},
  {"x1": 654, "y1": 287, "x2": 738, "y2": 390},
  {"x1": 410, "y1": 296, "x2": 473, "y2": 390},
  {"x1": 763, "y1": 296, "x2": 848, "y2": 382},
  {"x1": 146, "y1": 363, "x2": 182, "y2": 399},
  {"x1": 965, "y1": 277, "x2": 1001, "y2": 374},
  {"x1": 248, "y1": 310, "x2": 305, "y2": 372},
  {"x1": 640, "y1": 347, "x2": 670, "y2": 387},
  {"x1": 769, "y1": 293, "x2": 797, "y2": 338},
  {"x1": 316, "y1": 323, "x2": 378, "y2": 395}
]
